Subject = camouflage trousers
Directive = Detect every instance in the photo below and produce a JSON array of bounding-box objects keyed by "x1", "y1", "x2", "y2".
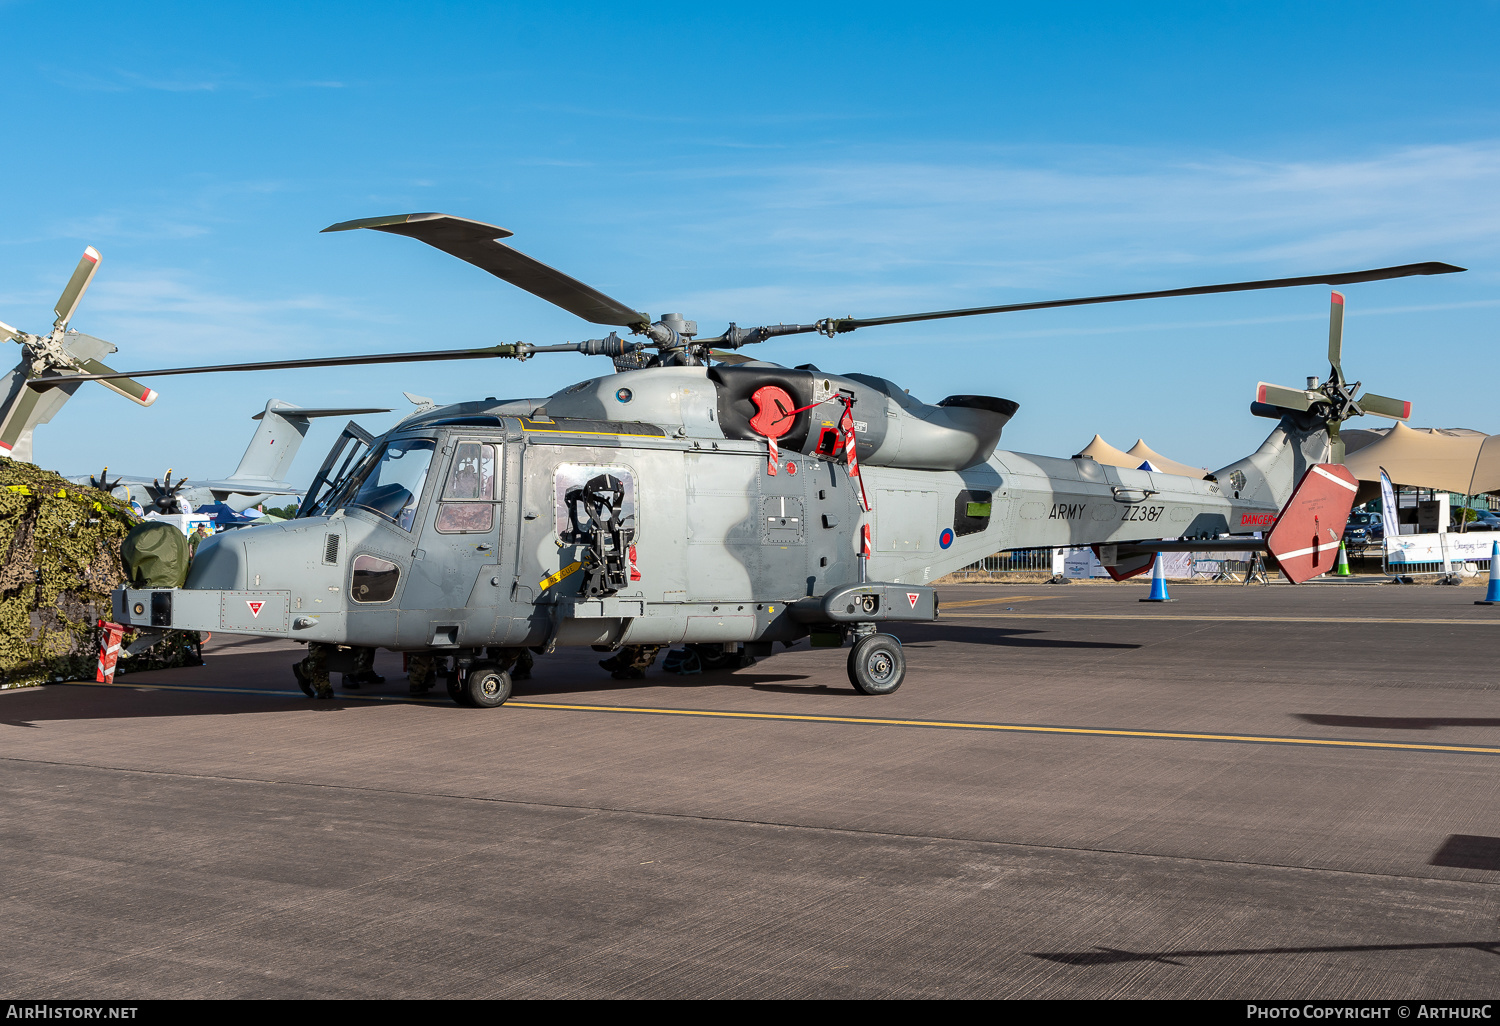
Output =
[
  {"x1": 598, "y1": 644, "x2": 662, "y2": 680},
  {"x1": 485, "y1": 647, "x2": 534, "y2": 681},
  {"x1": 296, "y1": 643, "x2": 334, "y2": 699},
  {"x1": 408, "y1": 652, "x2": 441, "y2": 694}
]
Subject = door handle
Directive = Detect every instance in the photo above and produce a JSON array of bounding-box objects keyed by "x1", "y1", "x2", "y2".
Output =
[{"x1": 476, "y1": 543, "x2": 492, "y2": 551}]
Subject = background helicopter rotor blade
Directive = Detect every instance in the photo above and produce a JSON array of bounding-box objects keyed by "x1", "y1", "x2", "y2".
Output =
[
  {"x1": 26, "y1": 343, "x2": 528, "y2": 388},
  {"x1": 0, "y1": 385, "x2": 46, "y2": 454},
  {"x1": 322, "y1": 213, "x2": 651, "y2": 329},
  {"x1": 75, "y1": 358, "x2": 159, "y2": 406},
  {"x1": 53, "y1": 247, "x2": 101, "y2": 331},
  {"x1": 1357, "y1": 392, "x2": 1412, "y2": 420},
  {"x1": 1254, "y1": 382, "x2": 1317, "y2": 410},
  {"x1": 813, "y1": 262, "x2": 1465, "y2": 335},
  {"x1": 1328, "y1": 291, "x2": 1345, "y2": 381}
]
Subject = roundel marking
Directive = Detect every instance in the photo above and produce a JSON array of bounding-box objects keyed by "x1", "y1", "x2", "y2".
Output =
[
  {"x1": 616, "y1": 387, "x2": 633, "y2": 403},
  {"x1": 939, "y1": 528, "x2": 954, "y2": 549}
]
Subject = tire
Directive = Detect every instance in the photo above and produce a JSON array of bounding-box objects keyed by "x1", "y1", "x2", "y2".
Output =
[
  {"x1": 847, "y1": 634, "x2": 905, "y2": 695},
  {"x1": 463, "y1": 665, "x2": 513, "y2": 709}
]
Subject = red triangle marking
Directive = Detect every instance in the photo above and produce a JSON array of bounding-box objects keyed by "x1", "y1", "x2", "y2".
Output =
[
  {"x1": 907, "y1": 592, "x2": 920, "y2": 608},
  {"x1": 246, "y1": 600, "x2": 264, "y2": 618}
]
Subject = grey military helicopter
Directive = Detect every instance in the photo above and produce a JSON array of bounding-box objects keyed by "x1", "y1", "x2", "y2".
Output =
[
  {"x1": 69, "y1": 398, "x2": 390, "y2": 514},
  {"x1": 0, "y1": 247, "x2": 160, "y2": 462},
  {"x1": 80, "y1": 213, "x2": 1460, "y2": 704}
]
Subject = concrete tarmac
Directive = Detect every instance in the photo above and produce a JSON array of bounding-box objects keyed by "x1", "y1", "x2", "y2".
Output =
[{"x1": 4, "y1": 581, "x2": 1500, "y2": 999}]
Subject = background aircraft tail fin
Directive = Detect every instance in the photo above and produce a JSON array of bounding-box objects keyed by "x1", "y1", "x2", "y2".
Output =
[{"x1": 227, "y1": 400, "x2": 390, "y2": 485}]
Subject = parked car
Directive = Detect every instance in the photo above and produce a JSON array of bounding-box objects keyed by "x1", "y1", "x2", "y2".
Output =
[
  {"x1": 1460, "y1": 511, "x2": 1500, "y2": 531},
  {"x1": 1343, "y1": 512, "x2": 1384, "y2": 551}
]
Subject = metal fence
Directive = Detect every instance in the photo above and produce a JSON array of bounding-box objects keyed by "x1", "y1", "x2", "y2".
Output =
[{"x1": 951, "y1": 548, "x2": 1055, "y2": 578}]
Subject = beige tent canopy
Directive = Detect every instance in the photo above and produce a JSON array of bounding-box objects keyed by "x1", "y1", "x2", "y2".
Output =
[
  {"x1": 1074, "y1": 434, "x2": 1139, "y2": 468},
  {"x1": 1074, "y1": 435, "x2": 1207, "y2": 478},
  {"x1": 1125, "y1": 440, "x2": 1207, "y2": 478},
  {"x1": 1342, "y1": 424, "x2": 1498, "y2": 494}
]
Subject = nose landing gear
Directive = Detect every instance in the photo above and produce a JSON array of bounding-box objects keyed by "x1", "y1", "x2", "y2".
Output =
[{"x1": 847, "y1": 631, "x2": 905, "y2": 695}]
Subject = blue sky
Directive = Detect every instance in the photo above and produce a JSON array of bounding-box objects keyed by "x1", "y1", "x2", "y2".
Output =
[{"x1": 3, "y1": 1, "x2": 1499, "y2": 483}]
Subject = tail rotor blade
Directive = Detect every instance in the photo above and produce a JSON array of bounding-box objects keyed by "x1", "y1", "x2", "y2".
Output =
[
  {"x1": 1329, "y1": 420, "x2": 1345, "y2": 464},
  {"x1": 1255, "y1": 382, "x2": 1316, "y2": 411},
  {"x1": 53, "y1": 247, "x2": 101, "y2": 331},
  {"x1": 76, "y1": 358, "x2": 159, "y2": 406},
  {"x1": 1328, "y1": 291, "x2": 1345, "y2": 382},
  {"x1": 1358, "y1": 393, "x2": 1412, "y2": 421}
]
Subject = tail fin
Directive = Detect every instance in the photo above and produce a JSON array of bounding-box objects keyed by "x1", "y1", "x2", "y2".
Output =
[
  {"x1": 1210, "y1": 407, "x2": 1334, "y2": 512},
  {"x1": 227, "y1": 400, "x2": 389, "y2": 484}
]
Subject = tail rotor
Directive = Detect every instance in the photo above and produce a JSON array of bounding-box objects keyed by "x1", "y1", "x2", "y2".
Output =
[{"x1": 1253, "y1": 291, "x2": 1411, "y2": 463}]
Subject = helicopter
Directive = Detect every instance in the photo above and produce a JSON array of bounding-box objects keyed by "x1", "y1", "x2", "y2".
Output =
[
  {"x1": 0, "y1": 246, "x2": 160, "y2": 462},
  {"x1": 84, "y1": 213, "x2": 1461, "y2": 704}
]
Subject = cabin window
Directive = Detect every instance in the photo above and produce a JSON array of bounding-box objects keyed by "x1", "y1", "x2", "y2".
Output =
[
  {"x1": 554, "y1": 464, "x2": 636, "y2": 543},
  {"x1": 436, "y1": 441, "x2": 499, "y2": 533},
  {"x1": 350, "y1": 554, "x2": 400, "y2": 603},
  {"x1": 351, "y1": 438, "x2": 436, "y2": 532},
  {"x1": 953, "y1": 489, "x2": 993, "y2": 537}
]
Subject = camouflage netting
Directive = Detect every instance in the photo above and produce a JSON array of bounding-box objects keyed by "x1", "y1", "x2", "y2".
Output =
[{"x1": 0, "y1": 458, "x2": 202, "y2": 688}]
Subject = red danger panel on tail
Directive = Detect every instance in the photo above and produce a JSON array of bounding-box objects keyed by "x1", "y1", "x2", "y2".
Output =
[{"x1": 1266, "y1": 464, "x2": 1358, "y2": 584}]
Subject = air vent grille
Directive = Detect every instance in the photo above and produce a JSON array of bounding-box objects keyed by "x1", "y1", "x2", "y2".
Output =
[{"x1": 323, "y1": 534, "x2": 340, "y2": 565}]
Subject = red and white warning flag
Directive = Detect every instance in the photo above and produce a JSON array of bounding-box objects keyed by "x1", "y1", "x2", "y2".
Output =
[
  {"x1": 767, "y1": 433, "x2": 779, "y2": 476},
  {"x1": 839, "y1": 398, "x2": 871, "y2": 512},
  {"x1": 860, "y1": 522, "x2": 872, "y2": 559}
]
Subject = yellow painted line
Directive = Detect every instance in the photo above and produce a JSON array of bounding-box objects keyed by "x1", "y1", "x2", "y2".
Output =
[
  {"x1": 939, "y1": 595, "x2": 1059, "y2": 609},
  {"x1": 50, "y1": 681, "x2": 1500, "y2": 755},
  {"x1": 504, "y1": 702, "x2": 1500, "y2": 755},
  {"x1": 947, "y1": 612, "x2": 1500, "y2": 625}
]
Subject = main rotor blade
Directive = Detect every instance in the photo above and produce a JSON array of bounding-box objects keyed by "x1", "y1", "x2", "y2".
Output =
[
  {"x1": 322, "y1": 213, "x2": 650, "y2": 329},
  {"x1": 24, "y1": 343, "x2": 526, "y2": 389},
  {"x1": 1255, "y1": 382, "x2": 1317, "y2": 411},
  {"x1": 53, "y1": 247, "x2": 101, "y2": 331},
  {"x1": 1358, "y1": 392, "x2": 1412, "y2": 420},
  {"x1": 76, "y1": 358, "x2": 159, "y2": 407},
  {"x1": 817, "y1": 262, "x2": 1466, "y2": 334},
  {"x1": 0, "y1": 320, "x2": 18, "y2": 344},
  {"x1": 1328, "y1": 291, "x2": 1345, "y2": 381}
]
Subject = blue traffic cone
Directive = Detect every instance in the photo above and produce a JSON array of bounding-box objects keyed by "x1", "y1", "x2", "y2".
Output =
[
  {"x1": 1139, "y1": 555, "x2": 1174, "y2": 602},
  {"x1": 1476, "y1": 541, "x2": 1500, "y2": 605}
]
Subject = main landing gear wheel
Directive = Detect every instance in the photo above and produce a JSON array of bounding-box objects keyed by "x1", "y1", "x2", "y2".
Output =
[
  {"x1": 461, "y1": 663, "x2": 513, "y2": 709},
  {"x1": 848, "y1": 633, "x2": 905, "y2": 695}
]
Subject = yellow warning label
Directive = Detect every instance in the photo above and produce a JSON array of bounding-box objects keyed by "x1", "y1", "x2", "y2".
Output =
[{"x1": 539, "y1": 561, "x2": 583, "y2": 591}]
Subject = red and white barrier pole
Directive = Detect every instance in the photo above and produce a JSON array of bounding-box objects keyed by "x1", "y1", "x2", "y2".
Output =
[{"x1": 96, "y1": 620, "x2": 126, "y2": 683}]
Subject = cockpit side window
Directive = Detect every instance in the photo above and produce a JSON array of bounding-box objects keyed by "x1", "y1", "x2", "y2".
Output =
[
  {"x1": 436, "y1": 441, "x2": 499, "y2": 533},
  {"x1": 351, "y1": 437, "x2": 436, "y2": 532}
]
